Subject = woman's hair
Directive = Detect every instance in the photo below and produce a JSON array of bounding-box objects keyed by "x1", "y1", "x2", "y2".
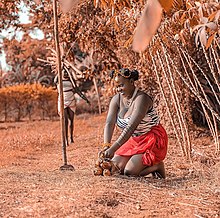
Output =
[
  {"x1": 130, "y1": 69, "x2": 139, "y2": 81},
  {"x1": 110, "y1": 68, "x2": 139, "y2": 81}
]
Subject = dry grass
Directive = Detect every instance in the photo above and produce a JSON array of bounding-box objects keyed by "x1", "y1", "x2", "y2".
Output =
[{"x1": 0, "y1": 114, "x2": 219, "y2": 217}]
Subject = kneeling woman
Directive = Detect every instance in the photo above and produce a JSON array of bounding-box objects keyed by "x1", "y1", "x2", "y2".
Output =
[{"x1": 103, "y1": 68, "x2": 168, "y2": 178}]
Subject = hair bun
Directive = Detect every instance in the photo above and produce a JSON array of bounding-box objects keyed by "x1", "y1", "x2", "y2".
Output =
[{"x1": 131, "y1": 70, "x2": 139, "y2": 81}]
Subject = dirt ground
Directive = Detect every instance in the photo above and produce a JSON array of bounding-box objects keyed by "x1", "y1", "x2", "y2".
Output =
[{"x1": 0, "y1": 113, "x2": 219, "y2": 218}]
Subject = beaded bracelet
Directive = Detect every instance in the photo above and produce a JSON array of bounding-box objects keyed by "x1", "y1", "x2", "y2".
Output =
[{"x1": 102, "y1": 143, "x2": 111, "y2": 149}]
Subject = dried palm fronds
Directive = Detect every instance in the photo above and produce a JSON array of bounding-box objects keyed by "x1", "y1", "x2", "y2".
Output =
[
  {"x1": 160, "y1": 41, "x2": 192, "y2": 159},
  {"x1": 149, "y1": 49, "x2": 186, "y2": 157}
]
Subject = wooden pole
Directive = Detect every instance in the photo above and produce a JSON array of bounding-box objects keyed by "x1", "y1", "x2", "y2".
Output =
[
  {"x1": 93, "y1": 77, "x2": 102, "y2": 114},
  {"x1": 53, "y1": 0, "x2": 74, "y2": 170}
]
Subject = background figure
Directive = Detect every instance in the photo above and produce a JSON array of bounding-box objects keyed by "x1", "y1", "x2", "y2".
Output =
[
  {"x1": 103, "y1": 68, "x2": 168, "y2": 178},
  {"x1": 54, "y1": 70, "x2": 76, "y2": 146}
]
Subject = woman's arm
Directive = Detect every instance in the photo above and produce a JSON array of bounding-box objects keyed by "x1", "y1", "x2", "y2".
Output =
[
  {"x1": 104, "y1": 94, "x2": 120, "y2": 144},
  {"x1": 111, "y1": 93, "x2": 153, "y2": 151}
]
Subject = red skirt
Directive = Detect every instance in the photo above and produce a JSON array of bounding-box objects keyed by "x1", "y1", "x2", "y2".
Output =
[{"x1": 115, "y1": 124, "x2": 168, "y2": 166}]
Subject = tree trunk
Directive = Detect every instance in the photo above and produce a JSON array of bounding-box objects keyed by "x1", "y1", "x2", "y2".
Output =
[{"x1": 93, "y1": 77, "x2": 101, "y2": 114}]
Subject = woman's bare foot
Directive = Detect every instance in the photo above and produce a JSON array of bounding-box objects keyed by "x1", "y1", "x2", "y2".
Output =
[
  {"x1": 152, "y1": 161, "x2": 166, "y2": 179},
  {"x1": 139, "y1": 161, "x2": 166, "y2": 179}
]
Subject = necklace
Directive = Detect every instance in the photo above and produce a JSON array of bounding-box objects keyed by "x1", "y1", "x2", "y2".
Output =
[{"x1": 124, "y1": 88, "x2": 138, "y2": 108}]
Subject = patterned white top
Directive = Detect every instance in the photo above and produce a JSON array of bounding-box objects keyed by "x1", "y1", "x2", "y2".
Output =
[
  {"x1": 57, "y1": 80, "x2": 76, "y2": 113},
  {"x1": 117, "y1": 106, "x2": 160, "y2": 136}
]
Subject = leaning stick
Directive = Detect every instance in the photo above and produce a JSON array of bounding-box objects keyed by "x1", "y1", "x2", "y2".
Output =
[
  {"x1": 157, "y1": 51, "x2": 189, "y2": 158},
  {"x1": 53, "y1": 0, "x2": 68, "y2": 167},
  {"x1": 202, "y1": 44, "x2": 220, "y2": 94},
  {"x1": 160, "y1": 43, "x2": 192, "y2": 159},
  {"x1": 178, "y1": 47, "x2": 217, "y2": 135},
  {"x1": 182, "y1": 47, "x2": 220, "y2": 106},
  {"x1": 210, "y1": 45, "x2": 220, "y2": 77},
  {"x1": 177, "y1": 48, "x2": 220, "y2": 122},
  {"x1": 149, "y1": 49, "x2": 185, "y2": 157},
  {"x1": 178, "y1": 49, "x2": 219, "y2": 154}
]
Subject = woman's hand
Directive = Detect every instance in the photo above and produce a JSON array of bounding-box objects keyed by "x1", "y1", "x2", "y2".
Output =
[{"x1": 104, "y1": 147, "x2": 116, "y2": 159}]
